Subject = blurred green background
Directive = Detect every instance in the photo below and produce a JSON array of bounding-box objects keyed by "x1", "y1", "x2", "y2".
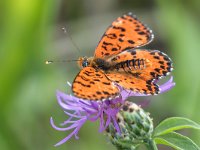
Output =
[{"x1": 0, "y1": 0, "x2": 200, "y2": 149}]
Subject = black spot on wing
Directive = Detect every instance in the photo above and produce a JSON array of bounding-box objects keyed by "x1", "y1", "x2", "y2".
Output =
[
  {"x1": 154, "y1": 68, "x2": 160, "y2": 73},
  {"x1": 150, "y1": 72, "x2": 156, "y2": 78},
  {"x1": 127, "y1": 40, "x2": 135, "y2": 44},
  {"x1": 160, "y1": 65, "x2": 165, "y2": 69},
  {"x1": 103, "y1": 91, "x2": 110, "y2": 95},
  {"x1": 159, "y1": 61, "x2": 164, "y2": 65},
  {"x1": 154, "y1": 56, "x2": 160, "y2": 60},
  {"x1": 83, "y1": 72, "x2": 90, "y2": 76},
  {"x1": 106, "y1": 33, "x2": 117, "y2": 39},
  {"x1": 90, "y1": 81, "x2": 95, "y2": 84},
  {"x1": 105, "y1": 53, "x2": 110, "y2": 56},
  {"x1": 138, "y1": 31, "x2": 145, "y2": 35},
  {"x1": 103, "y1": 41, "x2": 113, "y2": 46},
  {"x1": 102, "y1": 45, "x2": 107, "y2": 51},
  {"x1": 102, "y1": 82, "x2": 111, "y2": 85},
  {"x1": 164, "y1": 56, "x2": 170, "y2": 61},
  {"x1": 118, "y1": 38, "x2": 124, "y2": 42},
  {"x1": 162, "y1": 71, "x2": 167, "y2": 76},
  {"x1": 124, "y1": 46, "x2": 134, "y2": 51},
  {"x1": 113, "y1": 26, "x2": 126, "y2": 32},
  {"x1": 146, "y1": 84, "x2": 152, "y2": 91},
  {"x1": 74, "y1": 81, "x2": 91, "y2": 88},
  {"x1": 96, "y1": 91, "x2": 102, "y2": 95},
  {"x1": 112, "y1": 48, "x2": 118, "y2": 51},
  {"x1": 93, "y1": 79, "x2": 100, "y2": 82},
  {"x1": 80, "y1": 75, "x2": 89, "y2": 81},
  {"x1": 167, "y1": 62, "x2": 171, "y2": 66}
]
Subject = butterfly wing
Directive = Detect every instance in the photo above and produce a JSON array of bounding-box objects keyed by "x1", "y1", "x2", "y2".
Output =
[
  {"x1": 106, "y1": 73, "x2": 159, "y2": 95},
  {"x1": 107, "y1": 49, "x2": 173, "y2": 81},
  {"x1": 94, "y1": 12, "x2": 153, "y2": 58},
  {"x1": 72, "y1": 67, "x2": 119, "y2": 100},
  {"x1": 106, "y1": 49, "x2": 173, "y2": 95}
]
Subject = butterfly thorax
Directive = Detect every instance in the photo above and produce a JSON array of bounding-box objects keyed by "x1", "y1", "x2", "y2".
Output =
[{"x1": 77, "y1": 57, "x2": 111, "y2": 70}]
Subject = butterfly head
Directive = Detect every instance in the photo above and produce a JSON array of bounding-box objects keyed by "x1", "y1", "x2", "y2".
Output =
[{"x1": 77, "y1": 57, "x2": 93, "y2": 68}]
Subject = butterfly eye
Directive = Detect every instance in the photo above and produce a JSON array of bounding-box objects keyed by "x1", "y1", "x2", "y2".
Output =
[{"x1": 82, "y1": 60, "x2": 88, "y2": 67}]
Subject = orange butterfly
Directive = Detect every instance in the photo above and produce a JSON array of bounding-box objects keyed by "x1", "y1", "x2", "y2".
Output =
[{"x1": 72, "y1": 12, "x2": 173, "y2": 101}]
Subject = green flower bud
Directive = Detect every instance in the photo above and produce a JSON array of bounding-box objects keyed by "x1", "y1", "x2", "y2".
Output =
[{"x1": 106, "y1": 101, "x2": 153, "y2": 149}]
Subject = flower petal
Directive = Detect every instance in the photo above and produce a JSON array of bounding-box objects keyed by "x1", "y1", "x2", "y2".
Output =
[
  {"x1": 54, "y1": 126, "x2": 81, "y2": 147},
  {"x1": 160, "y1": 76, "x2": 175, "y2": 93}
]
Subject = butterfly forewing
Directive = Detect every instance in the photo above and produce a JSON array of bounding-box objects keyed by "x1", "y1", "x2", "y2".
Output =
[
  {"x1": 72, "y1": 67, "x2": 119, "y2": 100},
  {"x1": 94, "y1": 13, "x2": 153, "y2": 58}
]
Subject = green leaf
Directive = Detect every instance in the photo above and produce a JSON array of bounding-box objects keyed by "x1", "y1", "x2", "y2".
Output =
[
  {"x1": 153, "y1": 117, "x2": 200, "y2": 137},
  {"x1": 154, "y1": 132, "x2": 200, "y2": 150}
]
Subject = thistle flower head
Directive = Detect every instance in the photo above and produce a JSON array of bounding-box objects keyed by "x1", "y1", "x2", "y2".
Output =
[{"x1": 50, "y1": 76, "x2": 175, "y2": 146}]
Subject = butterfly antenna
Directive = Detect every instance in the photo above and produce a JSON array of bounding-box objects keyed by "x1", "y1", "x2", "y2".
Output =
[
  {"x1": 45, "y1": 60, "x2": 80, "y2": 65},
  {"x1": 61, "y1": 26, "x2": 82, "y2": 54}
]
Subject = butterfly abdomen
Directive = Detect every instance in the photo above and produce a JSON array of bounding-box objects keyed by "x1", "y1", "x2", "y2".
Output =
[{"x1": 113, "y1": 59, "x2": 148, "y2": 72}]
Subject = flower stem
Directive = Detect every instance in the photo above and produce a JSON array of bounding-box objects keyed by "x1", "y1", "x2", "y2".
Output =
[{"x1": 146, "y1": 139, "x2": 158, "y2": 150}]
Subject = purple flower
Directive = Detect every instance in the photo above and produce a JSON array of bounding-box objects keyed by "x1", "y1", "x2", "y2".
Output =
[{"x1": 50, "y1": 76, "x2": 175, "y2": 146}]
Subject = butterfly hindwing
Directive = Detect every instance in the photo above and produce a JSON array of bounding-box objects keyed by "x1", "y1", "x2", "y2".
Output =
[
  {"x1": 72, "y1": 67, "x2": 119, "y2": 100},
  {"x1": 106, "y1": 73, "x2": 159, "y2": 95},
  {"x1": 107, "y1": 49, "x2": 173, "y2": 81},
  {"x1": 94, "y1": 13, "x2": 153, "y2": 58}
]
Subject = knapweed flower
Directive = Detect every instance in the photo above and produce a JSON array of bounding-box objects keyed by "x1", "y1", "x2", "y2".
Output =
[{"x1": 50, "y1": 76, "x2": 175, "y2": 146}]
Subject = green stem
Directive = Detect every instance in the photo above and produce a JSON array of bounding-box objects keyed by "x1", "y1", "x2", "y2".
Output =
[{"x1": 146, "y1": 139, "x2": 158, "y2": 150}]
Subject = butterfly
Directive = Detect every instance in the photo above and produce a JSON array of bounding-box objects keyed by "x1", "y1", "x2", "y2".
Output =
[{"x1": 72, "y1": 12, "x2": 173, "y2": 101}]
